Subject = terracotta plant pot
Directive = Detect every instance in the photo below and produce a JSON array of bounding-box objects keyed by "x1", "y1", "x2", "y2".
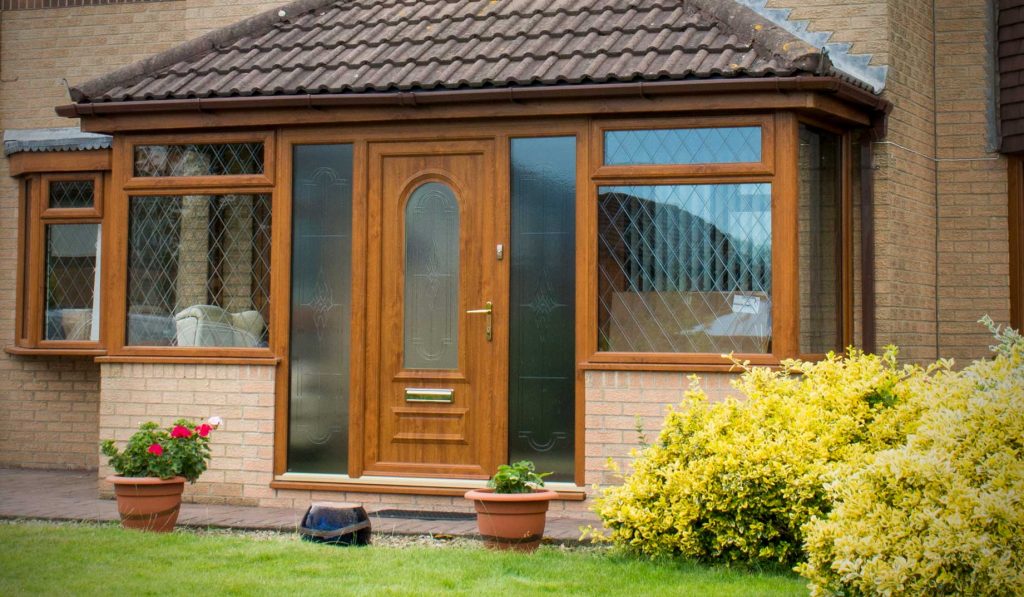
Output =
[
  {"x1": 108, "y1": 475, "x2": 185, "y2": 532},
  {"x1": 464, "y1": 488, "x2": 557, "y2": 551}
]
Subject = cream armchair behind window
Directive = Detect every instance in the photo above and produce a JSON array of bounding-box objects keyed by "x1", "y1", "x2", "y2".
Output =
[{"x1": 173, "y1": 305, "x2": 265, "y2": 347}]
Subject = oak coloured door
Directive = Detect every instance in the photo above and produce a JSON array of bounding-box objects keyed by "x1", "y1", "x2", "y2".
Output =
[{"x1": 364, "y1": 139, "x2": 506, "y2": 479}]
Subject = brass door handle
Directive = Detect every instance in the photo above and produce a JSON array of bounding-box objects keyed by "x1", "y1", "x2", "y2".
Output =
[{"x1": 466, "y1": 301, "x2": 493, "y2": 341}]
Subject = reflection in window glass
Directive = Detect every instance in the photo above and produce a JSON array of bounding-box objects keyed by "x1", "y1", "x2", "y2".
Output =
[
  {"x1": 134, "y1": 143, "x2": 264, "y2": 177},
  {"x1": 799, "y1": 125, "x2": 843, "y2": 353},
  {"x1": 49, "y1": 180, "x2": 94, "y2": 209},
  {"x1": 404, "y1": 182, "x2": 460, "y2": 370},
  {"x1": 604, "y1": 127, "x2": 761, "y2": 165},
  {"x1": 126, "y1": 194, "x2": 271, "y2": 347},
  {"x1": 597, "y1": 184, "x2": 772, "y2": 354},
  {"x1": 45, "y1": 224, "x2": 101, "y2": 341}
]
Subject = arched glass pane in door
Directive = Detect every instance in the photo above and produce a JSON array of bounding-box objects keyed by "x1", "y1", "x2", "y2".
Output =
[{"x1": 404, "y1": 182, "x2": 460, "y2": 370}]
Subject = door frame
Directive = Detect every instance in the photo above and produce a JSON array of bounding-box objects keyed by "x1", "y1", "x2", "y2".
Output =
[
  {"x1": 272, "y1": 119, "x2": 590, "y2": 495},
  {"x1": 363, "y1": 138, "x2": 505, "y2": 479}
]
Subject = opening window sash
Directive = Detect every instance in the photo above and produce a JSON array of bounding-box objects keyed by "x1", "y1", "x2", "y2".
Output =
[{"x1": 14, "y1": 171, "x2": 106, "y2": 352}]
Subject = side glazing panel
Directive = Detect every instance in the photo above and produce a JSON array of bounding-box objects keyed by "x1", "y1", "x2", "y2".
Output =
[
  {"x1": 509, "y1": 137, "x2": 576, "y2": 481},
  {"x1": 288, "y1": 144, "x2": 353, "y2": 474}
]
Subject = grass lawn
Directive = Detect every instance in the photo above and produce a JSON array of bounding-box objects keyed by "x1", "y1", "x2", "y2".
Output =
[{"x1": 0, "y1": 521, "x2": 808, "y2": 596}]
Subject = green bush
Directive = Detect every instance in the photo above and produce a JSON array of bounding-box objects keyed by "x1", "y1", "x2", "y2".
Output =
[
  {"x1": 590, "y1": 348, "x2": 935, "y2": 565},
  {"x1": 799, "y1": 321, "x2": 1024, "y2": 596}
]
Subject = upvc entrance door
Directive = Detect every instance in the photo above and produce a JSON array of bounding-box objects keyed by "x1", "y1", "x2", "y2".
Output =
[{"x1": 363, "y1": 140, "x2": 505, "y2": 479}]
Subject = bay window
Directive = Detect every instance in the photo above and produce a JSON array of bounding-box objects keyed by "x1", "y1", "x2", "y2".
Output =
[{"x1": 587, "y1": 114, "x2": 853, "y2": 368}]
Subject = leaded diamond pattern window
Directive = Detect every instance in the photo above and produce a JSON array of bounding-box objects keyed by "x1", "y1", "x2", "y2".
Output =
[
  {"x1": 49, "y1": 180, "x2": 94, "y2": 209},
  {"x1": 126, "y1": 194, "x2": 272, "y2": 347},
  {"x1": 604, "y1": 127, "x2": 761, "y2": 165},
  {"x1": 134, "y1": 143, "x2": 265, "y2": 177},
  {"x1": 45, "y1": 224, "x2": 100, "y2": 341},
  {"x1": 597, "y1": 184, "x2": 772, "y2": 354}
]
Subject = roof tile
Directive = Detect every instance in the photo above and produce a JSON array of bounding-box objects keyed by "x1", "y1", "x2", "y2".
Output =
[{"x1": 70, "y1": 0, "x2": 847, "y2": 104}]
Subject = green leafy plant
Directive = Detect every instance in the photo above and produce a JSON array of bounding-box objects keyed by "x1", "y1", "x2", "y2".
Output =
[
  {"x1": 590, "y1": 348, "x2": 934, "y2": 565},
  {"x1": 101, "y1": 417, "x2": 221, "y2": 483},
  {"x1": 799, "y1": 319, "x2": 1024, "y2": 596},
  {"x1": 487, "y1": 460, "x2": 551, "y2": 494}
]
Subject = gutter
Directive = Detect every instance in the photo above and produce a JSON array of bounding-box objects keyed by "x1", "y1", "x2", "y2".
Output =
[{"x1": 56, "y1": 76, "x2": 891, "y2": 119}]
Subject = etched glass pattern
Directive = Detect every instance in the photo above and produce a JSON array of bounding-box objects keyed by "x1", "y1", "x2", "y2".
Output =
[
  {"x1": 49, "y1": 180, "x2": 94, "y2": 209},
  {"x1": 509, "y1": 137, "x2": 576, "y2": 481},
  {"x1": 45, "y1": 224, "x2": 100, "y2": 341},
  {"x1": 288, "y1": 145, "x2": 353, "y2": 474},
  {"x1": 604, "y1": 127, "x2": 761, "y2": 165},
  {"x1": 126, "y1": 194, "x2": 271, "y2": 347},
  {"x1": 404, "y1": 182, "x2": 460, "y2": 370},
  {"x1": 799, "y1": 125, "x2": 843, "y2": 353},
  {"x1": 598, "y1": 184, "x2": 772, "y2": 354},
  {"x1": 134, "y1": 143, "x2": 264, "y2": 177}
]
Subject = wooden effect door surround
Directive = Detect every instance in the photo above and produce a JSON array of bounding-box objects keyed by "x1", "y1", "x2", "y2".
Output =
[{"x1": 364, "y1": 139, "x2": 506, "y2": 479}]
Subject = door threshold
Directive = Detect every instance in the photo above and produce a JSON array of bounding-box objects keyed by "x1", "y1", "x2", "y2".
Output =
[{"x1": 271, "y1": 472, "x2": 587, "y2": 501}]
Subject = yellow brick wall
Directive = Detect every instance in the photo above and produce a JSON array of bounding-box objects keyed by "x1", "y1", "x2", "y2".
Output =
[
  {"x1": 583, "y1": 371, "x2": 737, "y2": 488},
  {"x1": 0, "y1": 0, "x2": 277, "y2": 471},
  {"x1": 184, "y1": 0, "x2": 287, "y2": 36},
  {"x1": 764, "y1": 0, "x2": 890, "y2": 65},
  {"x1": 934, "y1": 0, "x2": 1011, "y2": 363}
]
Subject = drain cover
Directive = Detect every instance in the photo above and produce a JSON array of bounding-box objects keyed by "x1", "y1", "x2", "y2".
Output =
[{"x1": 371, "y1": 509, "x2": 476, "y2": 522}]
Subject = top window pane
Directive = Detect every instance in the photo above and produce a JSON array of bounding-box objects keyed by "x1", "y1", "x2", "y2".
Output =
[
  {"x1": 604, "y1": 127, "x2": 761, "y2": 165},
  {"x1": 134, "y1": 143, "x2": 264, "y2": 177},
  {"x1": 49, "y1": 180, "x2": 94, "y2": 209}
]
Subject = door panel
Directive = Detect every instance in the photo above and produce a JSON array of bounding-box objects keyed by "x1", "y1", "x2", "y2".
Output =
[{"x1": 365, "y1": 140, "x2": 504, "y2": 478}]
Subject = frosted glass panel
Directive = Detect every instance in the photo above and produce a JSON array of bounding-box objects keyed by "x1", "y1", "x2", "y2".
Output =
[
  {"x1": 288, "y1": 144, "x2": 352, "y2": 474},
  {"x1": 404, "y1": 182, "x2": 460, "y2": 370},
  {"x1": 509, "y1": 137, "x2": 576, "y2": 482}
]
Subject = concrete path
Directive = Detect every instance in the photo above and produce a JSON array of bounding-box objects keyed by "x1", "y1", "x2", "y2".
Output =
[{"x1": 0, "y1": 469, "x2": 595, "y2": 542}]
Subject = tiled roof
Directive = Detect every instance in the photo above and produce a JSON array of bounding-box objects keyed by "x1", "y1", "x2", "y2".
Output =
[{"x1": 70, "y1": 0, "x2": 856, "y2": 104}]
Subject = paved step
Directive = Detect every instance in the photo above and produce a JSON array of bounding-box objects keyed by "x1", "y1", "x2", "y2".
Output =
[{"x1": 0, "y1": 469, "x2": 595, "y2": 542}]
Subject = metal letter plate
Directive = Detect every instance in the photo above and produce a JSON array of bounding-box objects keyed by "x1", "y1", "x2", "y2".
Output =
[{"x1": 405, "y1": 388, "x2": 454, "y2": 403}]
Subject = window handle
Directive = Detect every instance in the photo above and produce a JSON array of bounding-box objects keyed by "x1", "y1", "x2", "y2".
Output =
[{"x1": 466, "y1": 301, "x2": 493, "y2": 341}]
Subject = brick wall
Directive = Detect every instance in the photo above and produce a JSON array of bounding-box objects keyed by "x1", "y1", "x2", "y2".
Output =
[
  {"x1": 935, "y1": 0, "x2": 1012, "y2": 363},
  {"x1": 584, "y1": 371, "x2": 737, "y2": 487},
  {"x1": 98, "y1": 363, "x2": 276, "y2": 504},
  {"x1": 183, "y1": 0, "x2": 287, "y2": 36},
  {"x1": 764, "y1": 0, "x2": 890, "y2": 66},
  {"x1": 0, "y1": 0, "x2": 287, "y2": 471}
]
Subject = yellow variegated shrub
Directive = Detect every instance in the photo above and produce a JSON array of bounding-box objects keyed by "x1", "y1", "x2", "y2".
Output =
[
  {"x1": 799, "y1": 321, "x2": 1024, "y2": 596},
  {"x1": 592, "y1": 348, "x2": 934, "y2": 565}
]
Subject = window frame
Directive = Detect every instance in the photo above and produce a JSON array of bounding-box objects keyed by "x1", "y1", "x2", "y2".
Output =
[
  {"x1": 12, "y1": 169, "x2": 107, "y2": 354},
  {"x1": 1010, "y1": 156, "x2": 1024, "y2": 331},
  {"x1": 582, "y1": 112, "x2": 853, "y2": 370},
  {"x1": 104, "y1": 132, "x2": 279, "y2": 361}
]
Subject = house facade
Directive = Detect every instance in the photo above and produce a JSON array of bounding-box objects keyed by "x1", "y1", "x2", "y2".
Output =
[{"x1": 0, "y1": 0, "x2": 1017, "y2": 512}]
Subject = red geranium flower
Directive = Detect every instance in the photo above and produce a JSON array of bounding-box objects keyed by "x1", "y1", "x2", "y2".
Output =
[
  {"x1": 196, "y1": 423, "x2": 212, "y2": 438},
  {"x1": 147, "y1": 443, "x2": 163, "y2": 456},
  {"x1": 171, "y1": 425, "x2": 192, "y2": 439}
]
